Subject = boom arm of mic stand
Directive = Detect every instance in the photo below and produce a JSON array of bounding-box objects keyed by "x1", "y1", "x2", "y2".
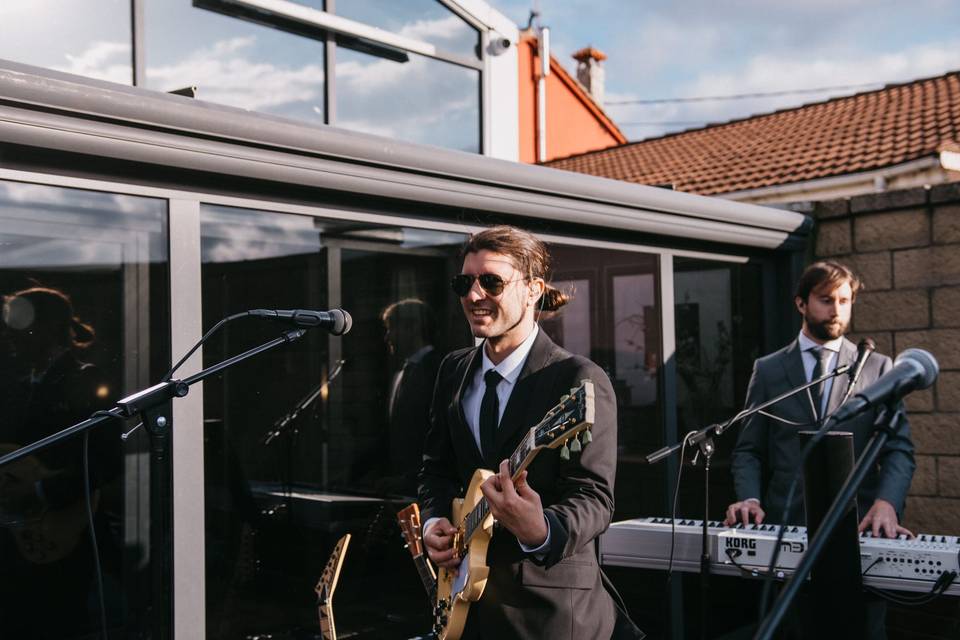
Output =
[
  {"x1": 645, "y1": 364, "x2": 850, "y2": 465},
  {"x1": 0, "y1": 328, "x2": 308, "y2": 470}
]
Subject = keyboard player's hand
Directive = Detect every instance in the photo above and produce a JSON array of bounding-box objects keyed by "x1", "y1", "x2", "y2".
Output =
[{"x1": 724, "y1": 499, "x2": 765, "y2": 527}]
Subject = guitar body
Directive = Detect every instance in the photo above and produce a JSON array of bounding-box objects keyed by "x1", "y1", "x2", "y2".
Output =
[
  {"x1": 436, "y1": 468, "x2": 494, "y2": 640},
  {"x1": 0, "y1": 442, "x2": 96, "y2": 564}
]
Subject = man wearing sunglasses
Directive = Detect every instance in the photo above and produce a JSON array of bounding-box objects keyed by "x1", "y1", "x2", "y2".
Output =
[{"x1": 419, "y1": 226, "x2": 642, "y2": 640}]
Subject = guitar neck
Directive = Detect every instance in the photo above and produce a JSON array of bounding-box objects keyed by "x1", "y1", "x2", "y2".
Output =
[
  {"x1": 413, "y1": 554, "x2": 438, "y2": 600},
  {"x1": 463, "y1": 430, "x2": 539, "y2": 543}
]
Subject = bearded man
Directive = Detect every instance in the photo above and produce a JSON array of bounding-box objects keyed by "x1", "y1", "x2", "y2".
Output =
[{"x1": 725, "y1": 260, "x2": 915, "y2": 537}]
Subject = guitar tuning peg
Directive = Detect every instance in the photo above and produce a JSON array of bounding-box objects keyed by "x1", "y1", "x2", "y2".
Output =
[
  {"x1": 582, "y1": 429, "x2": 592, "y2": 445},
  {"x1": 569, "y1": 435, "x2": 582, "y2": 453},
  {"x1": 559, "y1": 394, "x2": 570, "y2": 403},
  {"x1": 560, "y1": 442, "x2": 570, "y2": 461}
]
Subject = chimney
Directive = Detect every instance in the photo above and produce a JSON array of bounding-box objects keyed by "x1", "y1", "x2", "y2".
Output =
[{"x1": 572, "y1": 46, "x2": 607, "y2": 105}]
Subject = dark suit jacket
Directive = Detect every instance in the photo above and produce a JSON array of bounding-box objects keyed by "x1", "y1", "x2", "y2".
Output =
[
  {"x1": 732, "y1": 337, "x2": 916, "y2": 525},
  {"x1": 419, "y1": 330, "x2": 624, "y2": 640}
]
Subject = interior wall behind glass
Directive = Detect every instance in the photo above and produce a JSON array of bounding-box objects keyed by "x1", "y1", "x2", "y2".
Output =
[
  {"x1": 145, "y1": 0, "x2": 325, "y2": 123},
  {"x1": 0, "y1": 179, "x2": 169, "y2": 638},
  {"x1": 0, "y1": 0, "x2": 132, "y2": 84}
]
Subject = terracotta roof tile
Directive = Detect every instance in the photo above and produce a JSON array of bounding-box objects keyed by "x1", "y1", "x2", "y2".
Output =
[{"x1": 546, "y1": 71, "x2": 960, "y2": 195}]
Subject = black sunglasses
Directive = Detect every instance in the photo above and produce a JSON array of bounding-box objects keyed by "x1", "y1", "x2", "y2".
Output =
[{"x1": 451, "y1": 273, "x2": 526, "y2": 297}]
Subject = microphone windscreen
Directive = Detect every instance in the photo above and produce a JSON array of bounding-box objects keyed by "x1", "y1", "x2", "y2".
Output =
[
  {"x1": 894, "y1": 348, "x2": 939, "y2": 389},
  {"x1": 330, "y1": 308, "x2": 352, "y2": 336}
]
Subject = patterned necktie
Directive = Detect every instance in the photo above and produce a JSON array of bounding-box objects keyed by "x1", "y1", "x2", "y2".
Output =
[
  {"x1": 810, "y1": 346, "x2": 832, "y2": 421},
  {"x1": 480, "y1": 369, "x2": 503, "y2": 467}
]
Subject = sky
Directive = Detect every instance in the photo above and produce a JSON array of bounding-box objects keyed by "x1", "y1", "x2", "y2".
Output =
[{"x1": 490, "y1": 0, "x2": 960, "y2": 141}]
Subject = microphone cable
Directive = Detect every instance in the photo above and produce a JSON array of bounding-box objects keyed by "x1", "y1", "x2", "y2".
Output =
[{"x1": 162, "y1": 311, "x2": 251, "y2": 381}]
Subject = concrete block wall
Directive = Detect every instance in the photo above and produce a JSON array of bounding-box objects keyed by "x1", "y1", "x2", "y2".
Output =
[{"x1": 810, "y1": 182, "x2": 960, "y2": 535}]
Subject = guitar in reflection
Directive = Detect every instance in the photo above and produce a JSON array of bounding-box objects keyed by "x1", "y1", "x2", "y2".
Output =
[{"x1": 315, "y1": 533, "x2": 351, "y2": 640}]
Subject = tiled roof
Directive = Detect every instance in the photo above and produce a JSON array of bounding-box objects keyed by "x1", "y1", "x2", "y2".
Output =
[{"x1": 546, "y1": 71, "x2": 960, "y2": 195}]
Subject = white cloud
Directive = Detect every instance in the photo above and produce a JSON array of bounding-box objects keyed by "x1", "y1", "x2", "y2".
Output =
[
  {"x1": 608, "y1": 39, "x2": 960, "y2": 140},
  {"x1": 397, "y1": 15, "x2": 473, "y2": 44},
  {"x1": 53, "y1": 40, "x2": 131, "y2": 85},
  {"x1": 145, "y1": 36, "x2": 324, "y2": 112}
]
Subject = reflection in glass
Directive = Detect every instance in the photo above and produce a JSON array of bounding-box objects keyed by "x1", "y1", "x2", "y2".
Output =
[
  {"x1": 673, "y1": 258, "x2": 764, "y2": 516},
  {"x1": 332, "y1": 0, "x2": 481, "y2": 59},
  {"x1": 336, "y1": 46, "x2": 480, "y2": 152},
  {"x1": 0, "y1": 0, "x2": 132, "y2": 84},
  {"x1": 200, "y1": 208, "x2": 470, "y2": 638},
  {"x1": 542, "y1": 246, "x2": 662, "y2": 521},
  {"x1": 145, "y1": 0, "x2": 325, "y2": 123},
  {"x1": 0, "y1": 180, "x2": 169, "y2": 637}
]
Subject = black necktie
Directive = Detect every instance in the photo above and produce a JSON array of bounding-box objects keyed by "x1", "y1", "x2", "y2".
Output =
[
  {"x1": 480, "y1": 369, "x2": 503, "y2": 468},
  {"x1": 810, "y1": 346, "x2": 832, "y2": 420}
]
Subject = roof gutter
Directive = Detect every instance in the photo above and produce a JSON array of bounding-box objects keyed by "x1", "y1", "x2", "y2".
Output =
[
  {"x1": 0, "y1": 60, "x2": 811, "y2": 250},
  {"x1": 721, "y1": 156, "x2": 942, "y2": 202}
]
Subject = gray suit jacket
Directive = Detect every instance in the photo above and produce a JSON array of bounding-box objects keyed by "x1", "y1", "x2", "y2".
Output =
[
  {"x1": 419, "y1": 330, "x2": 632, "y2": 640},
  {"x1": 731, "y1": 336, "x2": 916, "y2": 525}
]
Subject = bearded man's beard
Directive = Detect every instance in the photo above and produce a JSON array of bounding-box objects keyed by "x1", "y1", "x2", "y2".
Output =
[{"x1": 806, "y1": 314, "x2": 848, "y2": 340}]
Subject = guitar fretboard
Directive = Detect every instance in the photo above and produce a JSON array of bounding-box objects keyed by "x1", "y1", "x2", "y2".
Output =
[{"x1": 462, "y1": 430, "x2": 533, "y2": 545}]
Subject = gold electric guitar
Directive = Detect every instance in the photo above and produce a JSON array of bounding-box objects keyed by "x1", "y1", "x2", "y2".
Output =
[
  {"x1": 433, "y1": 380, "x2": 596, "y2": 640},
  {"x1": 397, "y1": 502, "x2": 437, "y2": 604},
  {"x1": 315, "y1": 533, "x2": 351, "y2": 640}
]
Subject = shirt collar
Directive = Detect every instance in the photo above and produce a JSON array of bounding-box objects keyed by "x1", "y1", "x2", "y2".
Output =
[
  {"x1": 798, "y1": 330, "x2": 843, "y2": 354},
  {"x1": 481, "y1": 324, "x2": 539, "y2": 385}
]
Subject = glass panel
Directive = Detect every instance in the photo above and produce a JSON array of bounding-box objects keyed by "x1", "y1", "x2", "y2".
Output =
[
  {"x1": 541, "y1": 246, "x2": 662, "y2": 520},
  {"x1": 673, "y1": 258, "x2": 764, "y2": 517},
  {"x1": 0, "y1": 180, "x2": 169, "y2": 638},
  {"x1": 0, "y1": 0, "x2": 132, "y2": 84},
  {"x1": 332, "y1": 0, "x2": 481, "y2": 59},
  {"x1": 336, "y1": 46, "x2": 480, "y2": 152},
  {"x1": 200, "y1": 208, "x2": 470, "y2": 638},
  {"x1": 145, "y1": 0, "x2": 325, "y2": 123}
]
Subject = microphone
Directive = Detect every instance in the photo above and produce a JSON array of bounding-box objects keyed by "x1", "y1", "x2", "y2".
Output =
[
  {"x1": 249, "y1": 308, "x2": 353, "y2": 335},
  {"x1": 830, "y1": 349, "x2": 938, "y2": 424},
  {"x1": 840, "y1": 338, "x2": 876, "y2": 405}
]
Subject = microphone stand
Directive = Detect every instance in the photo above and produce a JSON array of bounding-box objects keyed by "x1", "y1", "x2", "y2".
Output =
[
  {"x1": 645, "y1": 363, "x2": 850, "y2": 640},
  {"x1": 753, "y1": 402, "x2": 905, "y2": 640},
  {"x1": 0, "y1": 327, "x2": 309, "y2": 638}
]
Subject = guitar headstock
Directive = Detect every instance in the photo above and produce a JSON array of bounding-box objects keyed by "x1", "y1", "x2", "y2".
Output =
[
  {"x1": 396, "y1": 503, "x2": 425, "y2": 558},
  {"x1": 533, "y1": 379, "x2": 595, "y2": 457},
  {"x1": 315, "y1": 533, "x2": 351, "y2": 604}
]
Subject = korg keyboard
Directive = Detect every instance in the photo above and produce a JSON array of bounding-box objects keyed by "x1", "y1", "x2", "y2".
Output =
[{"x1": 600, "y1": 517, "x2": 960, "y2": 596}]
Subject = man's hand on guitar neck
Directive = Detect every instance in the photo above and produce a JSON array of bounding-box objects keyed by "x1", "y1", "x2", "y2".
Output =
[
  {"x1": 481, "y1": 461, "x2": 548, "y2": 549},
  {"x1": 424, "y1": 518, "x2": 461, "y2": 570}
]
